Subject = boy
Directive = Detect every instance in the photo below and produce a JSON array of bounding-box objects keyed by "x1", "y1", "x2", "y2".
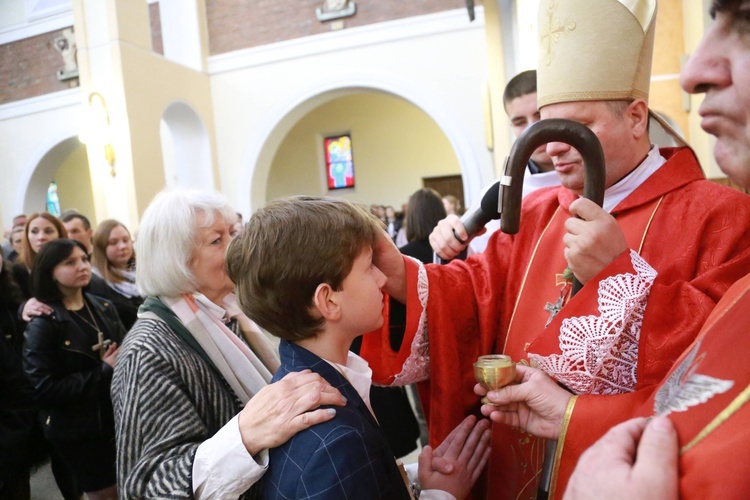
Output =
[{"x1": 226, "y1": 196, "x2": 490, "y2": 499}]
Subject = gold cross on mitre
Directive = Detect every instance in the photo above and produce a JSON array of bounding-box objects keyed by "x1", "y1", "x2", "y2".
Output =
[{"x1": 540, "y1": 0, "x2": 577, "y2": 66}]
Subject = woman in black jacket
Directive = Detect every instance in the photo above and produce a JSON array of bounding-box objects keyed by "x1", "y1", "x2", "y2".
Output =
[{"x1": 23, "y1": 239, "x2": 125, "y2": 500}]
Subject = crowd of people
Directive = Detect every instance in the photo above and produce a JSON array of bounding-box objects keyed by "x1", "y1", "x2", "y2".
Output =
[
  {"x1": 1, "y1": 209, "x2": 143, "y2": 499},
  {"x1": 1, "y1": 0, "x2": 749, "y2": 498}
]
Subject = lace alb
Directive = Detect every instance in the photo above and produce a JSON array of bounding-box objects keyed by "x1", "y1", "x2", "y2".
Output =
[
  {"x1": 530, "y1": 250, "x2": 657, "y2": 395},
  {"x1": 393, "y1": 257, "x2": 431, "y2": 386}
]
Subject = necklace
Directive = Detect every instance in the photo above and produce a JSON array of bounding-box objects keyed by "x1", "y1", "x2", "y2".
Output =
[
  {"x1": 68, "y1": 299, "x2": 108, "y2": 357},
  {"x1": 69, "y1": 298, "x2": 101, "y2": 333}
]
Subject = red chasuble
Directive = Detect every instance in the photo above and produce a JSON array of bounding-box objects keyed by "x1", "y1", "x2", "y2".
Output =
[
  {"x1": 636, "y1": 272, "x2": 750, "y2": 498},
  {"x1": 362, "y1": 147, "x2": 750, "y2": 499}
]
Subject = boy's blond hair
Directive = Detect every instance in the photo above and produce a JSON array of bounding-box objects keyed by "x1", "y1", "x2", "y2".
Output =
[{"x1": 226, "y1": 196, "x2": 384, "y2": 341}]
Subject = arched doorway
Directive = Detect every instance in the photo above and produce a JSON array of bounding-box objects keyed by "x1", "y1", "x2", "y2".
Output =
[
  {"x1": 236, "y1": 72, "x2": 491, "y2": 215},
  {"x1": 160, "y1": 101, "x2": 214, "y2": 190},
  {"x1": 21, "y1": 136, "x2": 95, "y2": 221},
  {"x1": 266, "y1": 91, "x2": 463, "y2": 210}
]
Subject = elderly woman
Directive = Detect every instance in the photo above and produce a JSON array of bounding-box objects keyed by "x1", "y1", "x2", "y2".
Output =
[{"x1": 112, "y1": 190, "x2": 346, "y2": 499}]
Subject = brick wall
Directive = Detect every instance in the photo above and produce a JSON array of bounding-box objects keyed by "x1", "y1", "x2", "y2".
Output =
[
  {"x1": 0, "y1": 0, "x2": 471, "y2": 103},
  {"x1": 206, "y1": 0, "x2": 468, "y2": 55},
  {"x1": 150, "y1": 2, "x2": 164, "y2": 56},
  {"x1": 0, "y1": 30, "x2": 77, "y2": 105}
]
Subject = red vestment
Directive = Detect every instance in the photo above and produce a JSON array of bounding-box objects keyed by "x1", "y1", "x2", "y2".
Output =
[
  {"x1": 636, "y1": 272, "x2": 750, "y2": 497},
  {"x1": 362, "y1": 147, "x2": 750, "y2": 498}
]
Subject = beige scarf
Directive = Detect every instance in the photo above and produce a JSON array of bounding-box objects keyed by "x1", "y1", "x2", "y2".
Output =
[{"x1": 160, "y1": 293, "x2": 280, "y2": 404}]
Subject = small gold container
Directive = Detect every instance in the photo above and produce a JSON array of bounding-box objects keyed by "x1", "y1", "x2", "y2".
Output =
[{"x1": 473, "y1": 354, "x2": 516, "y2": 406}]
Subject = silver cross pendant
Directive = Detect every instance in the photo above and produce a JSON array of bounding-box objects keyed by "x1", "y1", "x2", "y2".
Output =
[{"x1": 544, "y1": 296, "x2": 565, "y2": 327}]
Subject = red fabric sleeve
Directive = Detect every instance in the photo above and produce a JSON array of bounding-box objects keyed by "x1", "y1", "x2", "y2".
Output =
[{"x1": 362, "y1": 256, "x2": 423, "y2": 385}]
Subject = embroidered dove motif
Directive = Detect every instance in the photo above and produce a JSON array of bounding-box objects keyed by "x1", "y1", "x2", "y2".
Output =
[{"x1": 654, "y1": 340, "x2": 734, "y2": 417}]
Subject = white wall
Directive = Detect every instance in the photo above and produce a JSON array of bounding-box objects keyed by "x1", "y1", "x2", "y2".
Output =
[
  {"x1": 209, "y1": 8, "x2": 494, "y2": 215},
  {"x1": 0, "y1": 8, "x2": 494, "y2": 233},
  {"x1": 0, "y1": 89, "x2": 83, "y2": 229}
]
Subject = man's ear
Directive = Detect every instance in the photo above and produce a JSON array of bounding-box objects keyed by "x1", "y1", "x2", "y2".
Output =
[
  {"x1": 312, "y1": 283, "x2": 341, "y2": 321},
  {"x1": 628, "y1": 98, "x2": 650, "y2": 140}
]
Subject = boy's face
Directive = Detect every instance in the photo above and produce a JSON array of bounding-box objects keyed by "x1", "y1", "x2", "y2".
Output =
[{"x1": 336, "y1": 247, "x2": 387, "y2": 336}]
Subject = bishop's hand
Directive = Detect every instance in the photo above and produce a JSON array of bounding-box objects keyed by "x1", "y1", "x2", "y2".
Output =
[
  {"x1": 563, "y1": 198, "x2": 627, "y2": 284},
  {"x1": 476, "y1": 364, "x2": 572, "y2": 440}
]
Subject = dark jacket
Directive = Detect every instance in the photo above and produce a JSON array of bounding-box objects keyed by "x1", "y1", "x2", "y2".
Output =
[
  {"x1": 86, "y1": 274, "x2": 143, "y2": 330},
  {"x1": 0, "y1": 328, "x2": 39, "y2": 485},
  {"x1": 11, "y1": 262, "x2": 31, "y2": 299},
  {"x1": 22, "y1": 293, "x2": 125, "y2": 442},
  {"x1": 263, "y1": 340, "x2": 411, "y2": 500}
]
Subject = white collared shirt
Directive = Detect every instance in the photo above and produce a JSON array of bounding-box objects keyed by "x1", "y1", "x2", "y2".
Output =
[{"x1": 326, "y1": 350, "x2": 377, "y2": 420}]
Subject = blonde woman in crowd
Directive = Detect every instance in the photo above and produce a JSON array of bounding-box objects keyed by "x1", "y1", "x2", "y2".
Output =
[{"x1": 91, "y1": 220, "x2": 144, "y2": 329}]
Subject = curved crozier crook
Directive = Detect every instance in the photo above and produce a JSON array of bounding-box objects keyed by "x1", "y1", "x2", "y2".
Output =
[
  {"x1": 500, "y1": 118, "x2": 606, "y2": 234},
  {"x1": 501, "y1": 119, "x2": 606, "y2": 499}
]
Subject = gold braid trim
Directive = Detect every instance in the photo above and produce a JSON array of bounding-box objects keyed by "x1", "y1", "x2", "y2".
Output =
[
  {"x1": 504, "y1": 206, "x2": 563, "y2": 353},
  {"x1": 681, "y1": 383, "x2": 750, "y2": 454},
  {"x1": 637, "y1": 196, "x2": 664, "y2": 254},
  {"x1": 549, "y1": 395, "x2": 578, "y2": 499}
]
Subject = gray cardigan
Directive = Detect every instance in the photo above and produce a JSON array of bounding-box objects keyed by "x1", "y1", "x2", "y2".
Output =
[{"x1": 111, "y1": 317, "x2": 258, "y2": 499}]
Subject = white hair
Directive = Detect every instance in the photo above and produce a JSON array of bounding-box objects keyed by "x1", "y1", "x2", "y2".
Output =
[{"x1": 136, "y1": 189, "x2": 237, "y2": 297}]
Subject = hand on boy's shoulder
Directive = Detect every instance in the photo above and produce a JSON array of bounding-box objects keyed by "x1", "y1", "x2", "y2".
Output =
[{"x1": 237, "y1": 370, "x2": 345, "y2": 456}]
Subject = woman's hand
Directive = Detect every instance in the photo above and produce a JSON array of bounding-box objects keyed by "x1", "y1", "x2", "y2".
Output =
[
  {"x1": 102, "y1": 343, "x2": 119, "y2": 368},
  {"x1": 237, "y1": 370, "x2": 346, "y2": 456},
  {"x1": 418, "y1": 415, "x2": 491, "y2": 499},
  {"x1": 476, "y1": 364, "x2": 572, "y2": 440},
  {"x1": 21, "y1": 298, "x2": 53, "y2": 321}
]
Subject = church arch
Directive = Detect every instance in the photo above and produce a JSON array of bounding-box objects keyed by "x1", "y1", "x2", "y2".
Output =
[
  {"x1": 237, "y1": 71, "x2": 488, "y2": 214},
  {"x1": 160, "y1": 101, "x2": 214, "y2": 190}
]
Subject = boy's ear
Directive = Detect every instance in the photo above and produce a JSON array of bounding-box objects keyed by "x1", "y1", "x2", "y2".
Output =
[{"x1": 312, "y1": 283, "x2": 341, "y2": 321}]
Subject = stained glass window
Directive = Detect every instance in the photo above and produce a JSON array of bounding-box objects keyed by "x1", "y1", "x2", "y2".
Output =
[{"x1": 324, "y1": 134, "x2": 355, "y2": 189}]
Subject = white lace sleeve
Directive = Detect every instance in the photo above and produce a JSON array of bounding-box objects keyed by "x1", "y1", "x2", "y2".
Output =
[
  {"x1": 529, "y1": 250, "x2": 657, "y2": 395},
  {"x1": 392, "y1": 258, "x2": 431, "y2": 386}
]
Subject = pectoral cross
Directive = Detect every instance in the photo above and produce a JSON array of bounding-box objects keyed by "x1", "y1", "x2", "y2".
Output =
[
  {"x1": 544, "y1": 274, "x2": 572, "y2": 327},
  {"x1": 544, "y1": 297, "x2": 565, "y2": 327}
]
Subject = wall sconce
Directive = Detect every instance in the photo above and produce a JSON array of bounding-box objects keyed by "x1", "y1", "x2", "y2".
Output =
[{"x1": 79, "y1": 92, "x2": 116, "y2": 177}]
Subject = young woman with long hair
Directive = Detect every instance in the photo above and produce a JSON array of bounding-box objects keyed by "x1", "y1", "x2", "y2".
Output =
[
  {"x1": 12, "y1": 212, "x2": 68, "y2": 298},
  {"x1": 23, "y1": 239, "x2": 125, "y2": 500},
  {"x1": 91, "y1": 220, "x2": 143, "y2": 329}
]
